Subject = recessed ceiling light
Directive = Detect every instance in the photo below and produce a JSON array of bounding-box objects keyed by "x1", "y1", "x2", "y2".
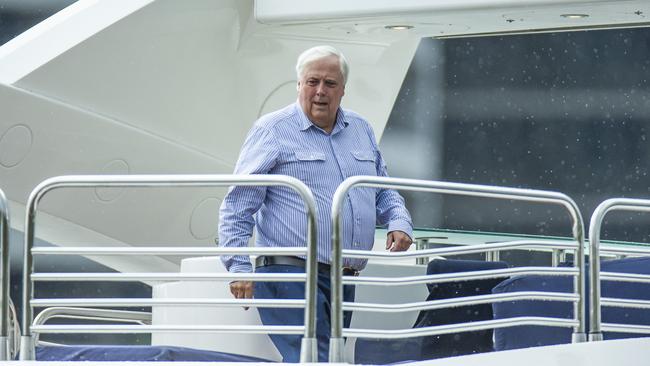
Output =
[
  {"x1": 561, "y1": 14, "x2": 589, "y2": 19},
  {"x1": 384, "y1": 25, "x2": 414, "y2": 30}
]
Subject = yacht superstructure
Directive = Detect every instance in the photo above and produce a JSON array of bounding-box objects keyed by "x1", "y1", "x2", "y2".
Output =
[{"x1": 1, "y1": 0, "x2": 650, "y2": 364}]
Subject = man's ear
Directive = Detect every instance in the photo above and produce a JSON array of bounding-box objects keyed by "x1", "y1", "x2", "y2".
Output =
[{"x1": 296, "y1": 81, "x2": 301, "y2": 91}]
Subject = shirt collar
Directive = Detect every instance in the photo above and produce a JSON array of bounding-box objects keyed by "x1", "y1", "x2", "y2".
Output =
[{"x1": 295, "y1": 102, "x2": 349, "y2": 134}]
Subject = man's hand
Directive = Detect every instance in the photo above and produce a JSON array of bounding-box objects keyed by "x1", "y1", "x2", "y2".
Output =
[
  {"x1": 229, "y1": 280, "x2": 253, "y2": 310},
  {"x1": 385, "y1": 230, "x2": 412, "y2": 252}
]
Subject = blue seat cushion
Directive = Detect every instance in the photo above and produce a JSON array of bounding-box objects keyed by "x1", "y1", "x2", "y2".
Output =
[
  {"x1": 353, "y1": 337, "x2": 423, "y2": 365},
  {"x1": 492, "y1": 256, "x2": 650, "y2": 351},
  {"x1": 491, "y1": 269, "x2": 574, "y2": 349},
  {"x1": 416, "y1": 259, "x2": 509, "y2": 359},
  {"x1": 355, "y1": 259, "x2": 508, "y2": 363}
]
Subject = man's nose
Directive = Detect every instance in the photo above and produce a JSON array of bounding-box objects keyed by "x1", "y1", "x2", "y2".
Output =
[{"x1": 316, "y1": 82, "x2": 326, "y2": 95}]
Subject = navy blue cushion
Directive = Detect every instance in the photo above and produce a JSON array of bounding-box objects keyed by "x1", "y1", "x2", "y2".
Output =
[
  {"x1": 355, "y1": 259, "x2": 508, "y2": 363},
  {"x1": 354, "y1": 337, "x2": 423, "y2": 365},
  {"x1": 492, "y1": 256, "x2": 650, "y2": 351},
  {"x1": 491, "y1": 271, "x2": 574, "y2": 350},
  {"x1": 416, "y1": 259, "x2": 508, "y2": 359},
  {"x1": 36, "y1": 345, "x2": 272, "y2": 362}
]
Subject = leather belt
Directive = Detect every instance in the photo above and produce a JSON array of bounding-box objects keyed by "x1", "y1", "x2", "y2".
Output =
[{"x1": 255, "y1": 256, "x2": 359, "y2": 276}]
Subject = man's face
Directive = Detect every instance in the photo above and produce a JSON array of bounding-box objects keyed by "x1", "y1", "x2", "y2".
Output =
[{"x1": 297, "y1": 55, "x2": 345, "y2": 131}]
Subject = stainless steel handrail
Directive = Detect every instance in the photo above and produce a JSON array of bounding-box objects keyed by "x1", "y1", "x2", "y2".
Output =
[
  {"x1": 20, "y1": 174, "x2": 319, "y2": 362},
  {"x1": 34, "y1": 307, "x2": 152, "y2": 326},
  {"x1": 30, "y1": 324, "x2": 304, "y2": 334},
  {"x1": 588, "y1": 198, "x2": 650, "y2": 341},
  {"x1": 30, "y1": 302, "x2": 299, "y2": 337},
  {"x1": 30, "y1": 272, "x2": 306, "y2": 282},
  {"x1": 0, "y1": 188, "x2": 10, "y2": 360},
  {"x1": 598, "y1": 323, "x2": 650, "y2": 335},
  {"x1": 345, "y1": 291, "x2": 578, "y2": 313},
  {"x1": 599, "y1": 272, "x2": 650, "y2": 283},
  {"x1": 599, "y1": 246, "x2": 650, "y2": 257},
  {"x1": 414, "y1": 237, "x2": 501, "y2": 263},
  {"x1": 31, "y1": 298, "x2": 305, "y2": 308},
  {"x1": 34, "y1": 307, "x2": 152, "y2": 327},
  {"x1": 33, "y1": 307, "x2": 151, "y2": 345},
  {"x1": 600, "y1": 297, "x2": 650, "y2": 309},
  {"x1": 345, "y1": 317, "x2": 578, "y2": 339},
  {"x1": 344, "y1": 266, "x2": 577, "y2": 286},
  {"x1": 31, "y1": 246, "x2": 308, "y2": 255},
  {"x1": 344, "y1": 239, "x2": 576, "y2": 259},
  {"x1": 329, "y1": 176, "x2": 586, "y2": 362}
]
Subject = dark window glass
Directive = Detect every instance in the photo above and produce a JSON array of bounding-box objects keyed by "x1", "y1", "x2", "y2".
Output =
[
  {"x1": 0, "y1": 0, "x2": 77, "y2": 46},
  {"x1": 381, "y1": 29, "x2": 650, "y2": 242}
]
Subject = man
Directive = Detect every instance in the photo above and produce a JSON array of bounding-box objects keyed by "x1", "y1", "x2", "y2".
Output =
[{"x1": 218, "y1": 45, "x2": 413, "y2": 362}]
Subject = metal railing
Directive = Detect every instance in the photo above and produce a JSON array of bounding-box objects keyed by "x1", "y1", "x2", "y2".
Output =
[
  {"x1": 329, "y1": 176, "x2": 586, "y2": 362},
  {"x1": 20, "y1": 174, "x2": 319, "y2": 362},
  {"x1": 33, "y1": 307, "x2": 151, "y2": 346},
  {"x1": 413, "y1": 235, "x2": 569, "y2": 265},
  {"x1": 588, "y1": 198, "x2": 650, "y2": 341},
  {"x1": 0, "y1": 188, "x2": 11, "y2": 360}
]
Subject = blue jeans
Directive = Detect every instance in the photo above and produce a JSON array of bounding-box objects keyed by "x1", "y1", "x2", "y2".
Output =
[{"x1": 254, "y1": 264, "x2": 355, "y2": 362}]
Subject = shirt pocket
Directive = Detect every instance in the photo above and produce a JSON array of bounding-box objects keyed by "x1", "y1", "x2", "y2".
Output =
[
  {"x1": 350, "y1": 150, "x2": 377, "y2": 175},
  {"x1": 285, "y1": 151, "x2": 327, "y2": 184},
  {"x1": 295, "y1": 151, "x2": 326, "y2": 162}
]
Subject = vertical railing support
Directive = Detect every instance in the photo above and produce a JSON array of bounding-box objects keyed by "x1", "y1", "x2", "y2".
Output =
[{"x1": 0, "y1": 189, "x2": 10, "y2": 360}]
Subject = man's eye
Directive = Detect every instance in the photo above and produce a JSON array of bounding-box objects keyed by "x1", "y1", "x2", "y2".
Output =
[
  {"x1": 307, "y1": 79, "x2": 318, "y2": 86},
  {"x1": 325, "y1": 81, "x2": 337, "y2": 87}
]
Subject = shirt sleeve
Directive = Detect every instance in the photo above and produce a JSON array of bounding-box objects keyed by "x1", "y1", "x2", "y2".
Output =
[
  {"x1": 369, "y1": 128, "x2": 414, "y2": 239},
  {"x1": 218, "y1": 124, "x2": 280, "y2": 273}
]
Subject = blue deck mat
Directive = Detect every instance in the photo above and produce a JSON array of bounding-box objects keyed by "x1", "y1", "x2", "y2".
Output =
[{"x1": 36, "y1": 345, "x2": 273, "y2": 362}]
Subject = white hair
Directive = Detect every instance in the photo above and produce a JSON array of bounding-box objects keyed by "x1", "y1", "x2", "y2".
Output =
[{"x1": 295, "y1": 45, "x2": 349, "y2": 85}]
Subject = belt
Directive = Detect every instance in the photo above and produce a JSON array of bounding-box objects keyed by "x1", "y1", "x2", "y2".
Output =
[{"x1": 255, "y1": 256, "x2": 359, "y2": 276}]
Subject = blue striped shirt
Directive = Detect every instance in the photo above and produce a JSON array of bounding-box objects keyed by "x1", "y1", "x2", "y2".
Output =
[{"x1": 219, "y1": 102, "x2": 412, "y2": 273}]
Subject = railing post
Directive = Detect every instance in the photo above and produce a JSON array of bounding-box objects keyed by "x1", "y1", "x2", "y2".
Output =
[
  {"x1": 329, "y1": 191, "x2": 345, "y2": 362},
  {"x1": 20, "y1": 182, "x2": 40, "y2": 361},
  {"x1": 415, "y1": 238, "x2": 429, "y2": 265},
  {"x1": 0, "y1": 189, "x2": 10, "y2": 360}
]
